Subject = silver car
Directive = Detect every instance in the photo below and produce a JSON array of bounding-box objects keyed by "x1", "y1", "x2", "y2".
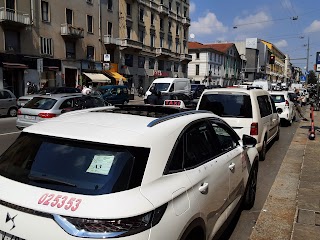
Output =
[
  {"x1": 0, "y1": 89, "x2": 18, "y2": 117},
  {"x1": 16, "y1": 93, "x2": 84, "y2": 129}
]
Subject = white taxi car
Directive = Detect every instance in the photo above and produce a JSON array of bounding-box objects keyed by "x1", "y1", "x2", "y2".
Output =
[{"x1": 0, "y1": 105, "x2": 259, "y2": 240}]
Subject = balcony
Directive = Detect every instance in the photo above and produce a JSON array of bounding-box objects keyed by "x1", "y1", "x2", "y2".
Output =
[
  {"x1": 137, "y1": 0, "x2": 146, "y2": 5},
  {"x1": 103, "y1": 35, "x2": 121, "y2": 46},
  {"x1": 149, "y1": 1, "x2": 158, "y2": 11},
  {"x1": 182, "y1": 17, "x2": 191, "y2": 26},
  {"x1": 156, "y1": 47, "x2": 171, "y2": 57},
  {"x1": 0, "y1": 7, "x2": 30, "y2": 27},
  {"x1": 158, "y1": 4, "x2": 169, "y2": 15},
  {"x1": 180, "y1": 54, "x2": 192, "y2": 62},
  {"x1": 120, "y1": 39, "x2": 143, "y2": 51},
  {"x1": 61, "y1": 23, "x2": 84, "y2": 39}
]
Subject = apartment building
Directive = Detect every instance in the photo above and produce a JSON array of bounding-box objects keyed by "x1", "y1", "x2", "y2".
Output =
[{"x1": 117, "y1": 0, "x2": 192, "y2": 91}]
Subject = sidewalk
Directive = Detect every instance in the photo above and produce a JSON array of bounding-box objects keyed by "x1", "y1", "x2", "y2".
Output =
[{"x1": 250, "y1": 107, "x2": 320, "y2": 240}]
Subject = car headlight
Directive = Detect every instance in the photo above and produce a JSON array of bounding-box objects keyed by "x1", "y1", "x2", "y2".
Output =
[{"x1": 53, "y1": 203, "x2": 167, "y2": 238}]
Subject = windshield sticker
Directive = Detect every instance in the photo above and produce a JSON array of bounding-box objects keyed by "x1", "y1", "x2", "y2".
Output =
[{"x1": 86, "y1": 155, "x2": 114, "y2": 175}]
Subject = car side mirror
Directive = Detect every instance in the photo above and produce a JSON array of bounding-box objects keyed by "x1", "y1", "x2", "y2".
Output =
[{"x1": 242, "y1": 134, "x2": 257, "y2": 147}]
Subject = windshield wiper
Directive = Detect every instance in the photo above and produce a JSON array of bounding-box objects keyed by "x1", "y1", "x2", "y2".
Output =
[{"x1": 28, "y1": 175, "x2": 76, "y2": 187}]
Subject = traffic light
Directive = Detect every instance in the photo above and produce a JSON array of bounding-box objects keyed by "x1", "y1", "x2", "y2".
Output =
[{"x1": 269, "y1": 55, "x2": 275, "y2": 64}]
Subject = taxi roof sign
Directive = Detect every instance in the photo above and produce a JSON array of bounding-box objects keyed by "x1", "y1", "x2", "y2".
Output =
[{"x1": 163, "y1": 100, "x2": 186, "y2": 108}]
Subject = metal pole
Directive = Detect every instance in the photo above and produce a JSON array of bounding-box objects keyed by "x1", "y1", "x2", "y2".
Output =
[{"x1": 306, "y1": 37, "x2": 310, "y2": 85}]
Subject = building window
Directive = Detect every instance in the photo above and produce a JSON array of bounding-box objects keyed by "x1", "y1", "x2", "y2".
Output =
[
  {"x1": 40, "y1": 37, "x2": 53, "y2": 56},
  {"x1": 176, "y1": 24, "x2": 179, "y2": 35},
  {"x1": 66, "y1": 41, "x2": 75, "y2": 59},
  {"x1": 160, "y1": 18, "x2": 164, "y2": 30},
  {"x1": 196, "y1": 52, "x2": 200, "y2": 59},
  {"x1": 169, "y1": 1, "x2": 172, "y2": 10},
  {"x1": 107, "y1": 22, "x2": 112, "y2": 36},
  {"x1": 150, "y1": 34, "x2": 155, "y2": 48},
  {"x1": 151, "y1": 12, "x2": 154, "y2": 26},
  {"x1": 176, "y1": 2, "x2": 180, "y2": 15},
  {"x1": 139, "y1": 8, "x2": 144, "y2": 21},
  {"x1": 126, "y1": 26, "x2": 131, "y2": 38},
  {"x1": 125, "y1": 54, "x2": 133, "y2": 67},
  {"x1": 196, "y1": 65, "x2": 199, "y2": 75},
  {"x1": 107, "y1": 0, "x2": 113, "y2": 10},
  {"x1": 66, "y1": 8, "x2": 73, "y2": 25},
  {"x1": 126, "y1": 3, "x2": 131, "y2": 16},
  {"x1": 87, "y1": 46, "x2": 94, "y2": 60},
  {"x1": 138, "y1": 56, "x2": 145, "y2": 68},
  {"x1": 139, "y1": 30, "x2": 144, "y2": 43},
  {"x1": 5, "y1": 30, "x2": 20, "y2": 53},
  {"x1": 175, "y1": 40, "x2": 179, "y2": 53},
  {"x1": 168, "y1": 36, "x2": 172, "y2": 49},
  {"x1": 174, "y1": 62, "x2": 179, "y2": 72},
  {"x1": 149, "y1": 58, "x2": 155, "y2": 69},
  {"x1": 41, "y1": 1, "x2": 49, "y2": 22},
  {"x1": 184, "y1": 7, "x2": 187, "y2": 17},
  {"x1": 168, "y1": 21, "x2": 172, "y2": 32},
  {"x1": 87, "y1": 15, "x2": 93, "y2": 33},
  {"x1": 160, "y1": 36, "x2": 164, "y2": 48},
  {"x1": 158, "y1": 60, "x2": 164, "y2": 71},
  {"x1": 183, "y1": 29, "x2": 187, "y2": 40},
  {"x1": 182, "y1": 64, "x2": 187, "y2": 73},
  {"x1": 166, "y1": 61, "x2": 171, "y2": 71}
]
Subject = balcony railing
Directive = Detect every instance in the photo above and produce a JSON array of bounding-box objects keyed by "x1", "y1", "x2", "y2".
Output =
[
  {"x1": 103, "y1": 35, "x2": 121, "y2": 45},
  {"x1": 61, "y1": 23, "x2": 84, "y2": 39},
  {"x1": 0, "y1": 7, "x2": 30, "y2": 25},
  {"x1": 158, "y1": 5, "x2": 169, "y2": 15},
  {"x1": 120, "y1": 39, "x2": 143, "y2": 50},
  {"x1": 156, "y1": 47, "x2": 171, "y2": 56},
  {"x1": 182, "y1": 17, "x2": 191, "y2": 26},
  {"x1": 180, "y1": 54, "x2": 192, "y2": 61}
]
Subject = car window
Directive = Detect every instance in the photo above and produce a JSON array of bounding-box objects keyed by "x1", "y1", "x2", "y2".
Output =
[
  {"x1": 59, "y1": 98, "x2": 75, "y2": 109},
  {"x1": 269, "y1": 97, "x2": 277, "y2": 113},
  {"x1": 167, "y1": 138, "x2": 184, "y2": 173},
  {"x1": 3, "y1": 90, "x2": 12, "y2": 99},
  {"x1": 24, "y1": 97, "x2": 57, "y2": 110},
  {"x1": 270, "y1": 94, "x2": 285, "y2": 103},
  {"x1": 257, "y1": 95, "x2": 272, "y2": 117},
  {"x1": 169, "y1": 84, "x2": 174, "y2": 92},
  {"x1": 198, "y1": 93, "x2": 253, "y2": 118},
  {"x1": 184, "y1": 121, "x2": 218, "y2": 169},
  {"x1": 0, "y1": 90, "x2": 4, "y2": 99},
  {"x1": 123, "y1": 88, "x2": 128, "y2": 94},
  {"x1": 153, "y1": 83, "x2": 170, "y2": 91},
  {"x1": 0, "y1": 133, "x2": 150, "y2": 195},
  {"x1": 211, "y1": 122, "x2": 238, "y2": 152}
]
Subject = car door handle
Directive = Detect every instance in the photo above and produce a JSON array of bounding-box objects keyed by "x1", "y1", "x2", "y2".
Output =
[
  {"x1": 229, "y1": 163, "x2": 236, "y2": 171},
  {"x1": 199, "y1": 182, "x2": 209, "y2": 194}
]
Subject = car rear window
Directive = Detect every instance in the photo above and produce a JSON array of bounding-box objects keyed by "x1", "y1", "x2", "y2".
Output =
[
  {"x1": 23, "y1": 97, "x2": 57, "y2": 110},
  {"x1": 270, "y1": 94, "x2": 285, "y2": 103},
  {"x1": 0, "y1": 134, "x2": 150, "y2": 195},
  {"x1": 198, "y1": 93, "x2": 253, "y2": 118},
  {"x1": 153, "y1": 83, "x2": 170, "y2": 91}
]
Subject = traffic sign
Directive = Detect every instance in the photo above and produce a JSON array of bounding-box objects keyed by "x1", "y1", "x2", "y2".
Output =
[
  {"x1": 300, "y1": 76, "x2": 306, "y2": 82},
  {"x1": 316, "y1": 52, "x2": 320, "y2": 72}
]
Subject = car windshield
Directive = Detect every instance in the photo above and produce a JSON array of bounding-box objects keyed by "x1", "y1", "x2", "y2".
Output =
[
  {"x1": 198, "y1": 93, "x2": 253, "y2": 118},
  {"x1": 152, "y1": 83, "x2": 170, "y2": 92},
  {"x1": 0, "y1": 133, "x2": 150, "y2": 195},
  {"x1": 23, "y1": 97, "x2": 57, "y2": 110},
  {"x1": 191, "y1": 85, "x2": 198, "y2": 91},
  {"x1": 270, "y1": 95, "x2": 285, "y2": 103}
]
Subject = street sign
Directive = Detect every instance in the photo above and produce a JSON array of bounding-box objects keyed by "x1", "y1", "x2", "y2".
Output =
[
  {"x1": 300, "y1": 76, "x2": 306, "y2": 82},
  {"x1": 37, "y1": 58, "x2": 43, "y2": 73},
  {"x1": 316, "y1": 52, "x2": 320, "y2": 72}
]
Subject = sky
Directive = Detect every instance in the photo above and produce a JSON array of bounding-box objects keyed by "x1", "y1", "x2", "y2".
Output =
[{"x1": 188, "y1": 0, "x2": 320, "y2": 72}]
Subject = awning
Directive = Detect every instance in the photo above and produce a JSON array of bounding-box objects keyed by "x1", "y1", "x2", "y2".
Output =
[
  {"x1": 83, "y1": 73, "x2": 111, "y2": 83},
  {"x1": 103, "y1": 70, "x2": 127, "y2": 82},
  {"x1": 3, "y1": 62, "x2": 28, "y2": 69}
]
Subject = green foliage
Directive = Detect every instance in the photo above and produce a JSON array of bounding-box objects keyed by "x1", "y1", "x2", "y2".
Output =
[{"x1": 307, "y1": 70, "x2": 317, "y2": 84}]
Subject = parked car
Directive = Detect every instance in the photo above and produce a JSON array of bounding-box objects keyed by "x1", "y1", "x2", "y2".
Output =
[
  {"x1": 97, "y1": 85, "x2": 129, "y2": 105},
  {"x1": 17, "y1": 87, "x2": 81, "y2": 107},
  {"x1": 16, "y1": 93, "x2": 105, "y2": 129},
  {"x1": 191, "y1": 84, "x2": 206, "y2": 98},
  {"x1": 269, "y1": 91, "x2": 296, "y2": 126},
  {"x1": 0, "y1": 104, "x2": 259, "y2": 240},
  {"x1": 197, "y1": 88, "x2": 280, "y2": 160},
  {"x1": 0, "y1": 89, "x2": 18, "y2": 117}
]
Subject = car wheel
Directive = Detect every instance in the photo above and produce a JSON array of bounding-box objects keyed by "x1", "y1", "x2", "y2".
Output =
[
  {"x1": 259, "y1": 139, "x2": 267, "y2": 161},
  {"x1": 8, "y1": 107, "x2": 17, "y2": 117},
  {"x1": 243, "y1": 161, "x2": 258, "y2": 210},
  {"x1": 275, "y1": 127, "x2": 280, "y2": 141}
]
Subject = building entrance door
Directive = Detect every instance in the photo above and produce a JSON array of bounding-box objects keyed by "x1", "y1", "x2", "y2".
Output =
[{"x1": 65, "y1": 68, "x2": 77, "y2": 87}]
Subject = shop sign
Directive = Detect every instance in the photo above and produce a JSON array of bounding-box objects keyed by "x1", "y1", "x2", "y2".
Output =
[{"x1": 154, "y1": 70, "x2": 169, "y2": 77}]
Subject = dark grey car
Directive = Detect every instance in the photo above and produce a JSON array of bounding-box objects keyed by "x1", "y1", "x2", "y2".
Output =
[{"x1": 0, "y1": 89, "x2": 18, "y2": 117}]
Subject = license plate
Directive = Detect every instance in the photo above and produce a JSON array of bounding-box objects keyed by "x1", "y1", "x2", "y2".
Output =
[
  {"x1": 24, "y1": 115, "x2": 36, "y2": 120},
  {"x1": 0, "y1": 230, "x2": 24, "y2": 240}
]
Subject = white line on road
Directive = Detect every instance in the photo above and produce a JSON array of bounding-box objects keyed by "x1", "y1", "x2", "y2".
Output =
[{"x1": 0, "y1": 131, "x2": 21, "y2": 136}]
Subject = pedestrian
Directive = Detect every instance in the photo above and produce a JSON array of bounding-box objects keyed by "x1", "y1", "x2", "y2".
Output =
[{"x1": 292, "y1": 88, "x2": 308, "y2": 121}]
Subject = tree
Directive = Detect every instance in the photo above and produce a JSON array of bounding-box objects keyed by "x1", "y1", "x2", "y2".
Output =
[{"x1": 307, "y1": 70, "x2": 317, "y2": 84}]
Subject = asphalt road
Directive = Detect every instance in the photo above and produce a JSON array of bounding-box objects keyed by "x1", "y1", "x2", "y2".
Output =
[{"x1": 0, "y1": 114, "x2": 300, "y2": 239}]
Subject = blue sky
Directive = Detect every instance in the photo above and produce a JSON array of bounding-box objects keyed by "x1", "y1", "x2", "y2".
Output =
[{"x1": 189, "y1": 0, "x2": 320, "y2": 71}]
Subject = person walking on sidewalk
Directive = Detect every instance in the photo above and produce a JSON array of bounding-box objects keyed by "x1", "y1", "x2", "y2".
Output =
[{"x1": 292, "y1": 88, "x2": 308, "y2": 121}]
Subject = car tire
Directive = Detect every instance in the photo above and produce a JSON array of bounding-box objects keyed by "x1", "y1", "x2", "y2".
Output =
[
  {"x1": 259, "y1": 139, "x2": 267, "y2": 161},
  {"x1": 275, "y1": 127, "x2": 280, "y2": 141},
  {"x1": 243, "y1": 160, "x2": 258, "y2": 210},
  {"x1": 8, "y1": 107, "x2": 17, "y2": 117}
]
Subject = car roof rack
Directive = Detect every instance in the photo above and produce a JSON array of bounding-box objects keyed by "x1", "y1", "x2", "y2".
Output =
[
  {"x1": 247, "y1": 86, "x2": 262, "y2": 90},
  {"x1": 92, "y1": 104, "x2": 211, "y2": 127}
]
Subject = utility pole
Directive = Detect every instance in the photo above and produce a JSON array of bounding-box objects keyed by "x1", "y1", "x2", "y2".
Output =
[{"x1": 306, "y1": 37, "x2": 310, "y2": 85}]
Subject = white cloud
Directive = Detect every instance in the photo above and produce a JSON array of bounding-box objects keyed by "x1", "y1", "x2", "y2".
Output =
[
  {"x1": 304, "y1": 20, "x2": 320, "y2": 33},
  {"x1": 274, "y1": 40, "x2": 288, "y2": 48},
  {"x1": 190, "y1": 12, "x2": 228, "y2": 36},
  {"x1": 190, "y1": 2, "x2": 196, "y2": 14},
  {"x1": 233, "y1": 11, "x2": 272, "y2": 31}
]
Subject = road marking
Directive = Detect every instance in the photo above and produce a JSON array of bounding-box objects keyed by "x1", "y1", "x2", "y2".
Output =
[{"x1": 0, "y1": 131, "x2": 21, "y2": 136}]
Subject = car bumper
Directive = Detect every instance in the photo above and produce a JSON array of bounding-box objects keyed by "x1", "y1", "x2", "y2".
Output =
[{"x1": 16, "y1": 117, "x2": 36, "y2": 129}]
